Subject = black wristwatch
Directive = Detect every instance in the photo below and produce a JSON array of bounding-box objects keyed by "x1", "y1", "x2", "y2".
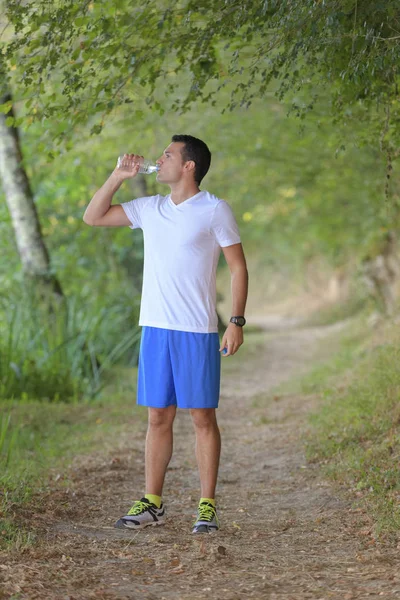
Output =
[{"x1": 230, "y1": 316, "x2": 246, "y2": 327}]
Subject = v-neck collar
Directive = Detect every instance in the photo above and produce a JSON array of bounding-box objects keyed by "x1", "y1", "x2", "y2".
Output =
[{"x1": 168, "y1": 191, "x2": 203, "y2": 208}]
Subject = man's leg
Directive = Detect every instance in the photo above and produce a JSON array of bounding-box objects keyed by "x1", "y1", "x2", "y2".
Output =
[
  {"x1": 190, "y1": 408, "x2": 221, "y2": 498},
  {"x1": 114, "y1": 326, "x2": 177, "y2": 530},
  {"x1": 114, "y1": 405, "x2": 176, "y2": 530},
  {"x1": 167, "y1": 328, "x2": 221, "y2": 531},
  {"x1": 145, "y1": 405, "x2": 176, "y2": 496}
]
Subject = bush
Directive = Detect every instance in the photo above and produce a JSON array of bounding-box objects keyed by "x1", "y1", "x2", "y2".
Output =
[{"x1": 0, "y1": 285, "x2": 142, "y2": 401}]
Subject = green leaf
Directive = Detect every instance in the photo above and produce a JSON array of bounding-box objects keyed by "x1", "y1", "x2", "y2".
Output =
[
  {"x1": 90, "y1": 123, "x2": 103, "y2": 135},
  {"x1": 0, "y1": 101, "x2": 13, "y2": 114}
]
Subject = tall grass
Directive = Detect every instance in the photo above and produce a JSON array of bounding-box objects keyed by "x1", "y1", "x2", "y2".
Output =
[
  {"x1": 0, "y1": 412, "x2": 18, "y2": 468},
  {"x1": 0, "y1": 285, "x2": 142, "y2": 401}
]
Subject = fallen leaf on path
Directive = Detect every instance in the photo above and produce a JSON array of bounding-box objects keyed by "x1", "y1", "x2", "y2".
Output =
[
  {"x1": 359, "y1": 527, "x2": 373, "y2": 536},
  {"x1": 169, "y1": 564, "x2": 184, "y2": 574},
  {"x1": 199, "y1": 540, "x2": 207, "y2": 555}
]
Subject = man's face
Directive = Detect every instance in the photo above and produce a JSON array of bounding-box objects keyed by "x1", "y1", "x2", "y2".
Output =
[{"x1": 156, "y1": 142, "x2": 187, "y2": 184}]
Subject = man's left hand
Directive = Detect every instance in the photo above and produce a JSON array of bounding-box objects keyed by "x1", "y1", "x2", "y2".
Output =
[{"x1": 219, "y1": 322, "x2": 244, "y2": 357}]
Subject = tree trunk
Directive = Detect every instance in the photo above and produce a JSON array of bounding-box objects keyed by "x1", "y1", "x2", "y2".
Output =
[
  {"x1": 361, "y1": 231, "x2": 400, "y2": 316},
  {"x1": 0, "y1": 91, "x2": 63, "y2": 299}
]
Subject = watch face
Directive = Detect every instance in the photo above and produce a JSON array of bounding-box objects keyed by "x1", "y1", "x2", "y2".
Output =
[{"x1": 231, "y1": 317, "x2": 246, "y2": 326}]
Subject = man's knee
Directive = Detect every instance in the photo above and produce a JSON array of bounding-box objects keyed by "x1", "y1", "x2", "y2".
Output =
[
  {"x1": 148, "y1": 406, "x2": 176, "y2": 429},
  {"x1": 190, "y1": 408, "x2": 218, "y2": 430}
]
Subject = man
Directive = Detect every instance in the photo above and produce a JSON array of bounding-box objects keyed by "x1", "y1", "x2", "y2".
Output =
[{"x1": 83, "y1": 134, "x2": 248, "y2": 533}]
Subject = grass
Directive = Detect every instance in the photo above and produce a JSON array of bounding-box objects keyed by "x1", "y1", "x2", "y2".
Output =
[
  {"x1": 0, "y1": 366, "x2": 147, "y2": 550},
  {"x1": 304, "y1": 338, "x2": 400, "y2": 535},
  {"x1": 274, "y1": 315, "x2": 400, "y2": 536},
  {"x1": 0, "y1": 285, "x2": 142, "y2": 402}
]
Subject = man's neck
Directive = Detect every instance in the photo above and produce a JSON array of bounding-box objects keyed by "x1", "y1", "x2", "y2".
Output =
[{"x1": 170, "y1": 181, "x2": 201, "y2": 205}]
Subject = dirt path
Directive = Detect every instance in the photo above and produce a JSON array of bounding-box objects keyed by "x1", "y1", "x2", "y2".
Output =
[{"x1": 2, "y1": 323, "x2": 400, "y2": 599}]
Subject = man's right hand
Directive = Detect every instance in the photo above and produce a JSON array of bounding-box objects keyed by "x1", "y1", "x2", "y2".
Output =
[
  {"x1": 83, "y1": 153, "x2": 144, "y2": 226},
  {"x1": 113, "y1": 153, "x2": 144, "y2": 181}
]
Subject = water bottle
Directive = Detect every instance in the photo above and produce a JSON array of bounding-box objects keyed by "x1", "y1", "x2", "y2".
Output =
[{"x1": 116, "y1": 155, "x2": 159, "y2": 175}]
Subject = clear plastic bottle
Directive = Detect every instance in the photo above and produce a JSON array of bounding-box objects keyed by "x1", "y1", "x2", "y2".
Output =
[{"x1": 116, "y1": 155, "x2": 159, "y2": 175}]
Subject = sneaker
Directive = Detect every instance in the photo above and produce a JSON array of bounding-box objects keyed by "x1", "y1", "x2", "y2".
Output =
[
  {"x1": 114, "y1": 497, "x2": 166, "y2": 530},
  {"x1": 192, "y1": 501, "x2": 219, "y2": 533}
]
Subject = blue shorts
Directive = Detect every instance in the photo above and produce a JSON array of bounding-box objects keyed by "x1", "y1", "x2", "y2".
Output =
[{"x1": 137, "y1": 326, "x2": 221, "y2": 409}]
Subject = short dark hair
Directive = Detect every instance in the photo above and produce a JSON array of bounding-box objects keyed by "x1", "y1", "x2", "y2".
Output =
[{"x1": 171, "y1": 134, "x2": 211, "y2": 184}]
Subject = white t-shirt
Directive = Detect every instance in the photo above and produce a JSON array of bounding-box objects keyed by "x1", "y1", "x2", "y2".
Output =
[{"x1": 121, "y1": 190, "x2": 241, "y2": 333}]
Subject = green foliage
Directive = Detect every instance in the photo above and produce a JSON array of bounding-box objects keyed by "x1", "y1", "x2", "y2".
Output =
[
  {"x1": 0, "y1": 120, "x2": 147, "y2": 402},
  {"x1": 0, "y1": 79, "x2": 394, "y2": 288},
  {"x1": 0, "y1": 285, "x2": 141, "y2": 401},
  {"x1": 2, "y1": 0, "x2": 400, "y2": 153}
]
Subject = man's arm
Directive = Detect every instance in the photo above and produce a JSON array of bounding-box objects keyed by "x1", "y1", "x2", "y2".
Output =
[
  {"x1": 83, "y1": 154, "x2": 142, "y2": 227},
  {"x1": 219, "y1": 243, "x2": 249, "y2": 357}
]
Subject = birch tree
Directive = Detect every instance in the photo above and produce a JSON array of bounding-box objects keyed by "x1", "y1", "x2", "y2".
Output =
[{"x1": 0, "y1": 91, "x2": 63, "y2": 298}]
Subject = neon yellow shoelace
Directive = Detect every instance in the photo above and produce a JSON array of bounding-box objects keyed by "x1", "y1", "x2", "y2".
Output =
[
  {"x1": 198, "y1": 503, "x2": 216, "y2": 521},
  {"x1": 127, "y1": 500, "x2": 151, "y2": 516}
]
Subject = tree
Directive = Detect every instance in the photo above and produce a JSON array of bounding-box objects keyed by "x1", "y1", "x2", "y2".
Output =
[
  {"x1": 0, "y1": 90, "x2": 63, "y2": 299},
  {"x1": 1, "y1": 0, "x2": 399, "y2": 158}
]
